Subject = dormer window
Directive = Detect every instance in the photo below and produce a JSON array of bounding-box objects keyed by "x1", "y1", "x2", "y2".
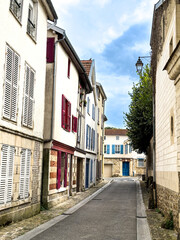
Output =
[
  {"x1": 27, "y1": 1, "x2": 37, "y2": 40},
  {"x1": 10, "y1": 0, "x2": 23, "y2": 22}
]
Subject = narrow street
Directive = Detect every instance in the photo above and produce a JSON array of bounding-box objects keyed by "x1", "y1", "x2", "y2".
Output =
[{"x1": 30, "y1": 178, "x2": 137, "y2": 240}]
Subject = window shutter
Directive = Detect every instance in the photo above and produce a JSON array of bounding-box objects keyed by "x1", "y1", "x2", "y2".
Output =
[
  {"x1": 77, "y1": 116, "x2": 81, "y2": 142},
  {"x1": 64, "y1": 153, "x2": 67, "y2": 187},
  {"x1": 19, "y1": 149, "x2": 25, "y2": 199},
  {"x1": 46, "y1": 38, "x2": 55, "y2": 63},
  {"x1": 25, "y1": 150, "x2": 31, "y2": 198},
  {"x1": 23, "y1": 65, "x2": 30, "y2": 126},
  {"x1": 0, "y1": 145, "x2": 14, "y2": 204},
  {"x1": 61, "y1": 95, "x2": 66, "y2": 128},
  {"x1": 67, "y1": 101, "x2": 71, "y2": 132},
  {"x1": 57, "y1": 151, "x2": 61, "y2": 189},
  {"x1": 72, "y1": 116, "x2": 78, "y2": 132},
  {"x1": 86, "y1": 125, "x2": 88, "y2": 149},
  {"x1": 28, "y1": 69, "x2": 34, "y2": 127},
  {"x1": 107, "y1": 145, "x2": 110, "y2": 154},
  {"x1": 11, "y1": 52, "x2": 19, "y2": 121},
  {"x1": 121, "y1": 145, "x2": 124, "y2": 154},
  {"x1": 87, "y1": 97, "x2": 89, "y2": 114},
  {"x1": 4, "y1": 46, "x2": 13, "y2": 119},
  {"x1": 112, "y1": 145, "x2": 115, "y2": 154},
  {"x1": 89, "y1": 127, "x2": 91, "y2": 150}
]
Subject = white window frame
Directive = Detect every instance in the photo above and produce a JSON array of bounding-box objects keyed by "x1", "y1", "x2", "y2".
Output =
[
  {"x1": 27, "y1": 1, "x2": 38, "y2": 40},
  {"x1": 138, "y1": 159, "x2": 144, "y2": 167},
  {"x1": 115, "y1": 145, "x2": 120, "y2": 154}
]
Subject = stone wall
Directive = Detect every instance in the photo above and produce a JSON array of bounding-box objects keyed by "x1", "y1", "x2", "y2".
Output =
[{"x1": 156, "y1": 184, "x2": 179, "y2": 230}]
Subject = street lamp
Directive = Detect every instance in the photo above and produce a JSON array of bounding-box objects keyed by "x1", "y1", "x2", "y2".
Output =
[{"x1": 135, "y1": 56, "x2": 151, "y2": 74}]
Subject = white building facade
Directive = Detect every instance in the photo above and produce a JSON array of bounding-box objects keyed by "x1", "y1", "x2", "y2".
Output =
[{"x1": 0, "y1": 0, "x2": 57, "y2": 225}]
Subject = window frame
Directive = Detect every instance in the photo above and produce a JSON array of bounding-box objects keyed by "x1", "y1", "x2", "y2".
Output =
[
  {"x1": 10, "y1": 0, "x2": 23, "y2": 22},
  {"x1": 138, "y1": 159, "x2": 145, "y2": 167}
]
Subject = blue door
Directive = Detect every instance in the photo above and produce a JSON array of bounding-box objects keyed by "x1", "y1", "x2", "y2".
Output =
[
  {"x1": 85, "y1": 159, "x2": 89, "y2": 188},
  {"x1": 123, "y1": 162, "x2": 129, "y2": 176}
]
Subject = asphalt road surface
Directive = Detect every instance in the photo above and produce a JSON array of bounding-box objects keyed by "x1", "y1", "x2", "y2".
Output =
[{"x1": 32, "y1": 178, "x2": 137, "y2": 240}]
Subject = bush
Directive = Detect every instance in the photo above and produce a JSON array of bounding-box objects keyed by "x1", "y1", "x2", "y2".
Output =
[{"x1": 161, "y1": 211, "x2": 174, "y2": 230}]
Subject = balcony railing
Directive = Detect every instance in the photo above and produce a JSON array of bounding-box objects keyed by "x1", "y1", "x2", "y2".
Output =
[
  {"x1": 27, "y1": 18, "x2": 36, "y2": 39},
  {"x1": 10, "y1": 0, "x2": 22, "y2": 20}
]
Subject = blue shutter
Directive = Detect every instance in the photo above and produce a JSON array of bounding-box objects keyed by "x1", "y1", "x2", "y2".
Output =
[
  {"x1": 107, "y1": 145, "x2": 110, "y2": 154},
  {"x1": 112, "y1": 145, "x2": 115, "y2": 154},
  {"x1": 125, "y1": 145, "x2": 128, "y2": 154},
  {"x1": 121, "y1": 145, "x2": 124, "y2": 154},
  {"x1": 86, "y1": 125, "x2": 88, "y2": 149},
  {"x1": 89, "y1": 127, "x2": 91, "y2": 150},
  {"x1": 129, "y1": 145, "x2": 132, "y2": 153}
]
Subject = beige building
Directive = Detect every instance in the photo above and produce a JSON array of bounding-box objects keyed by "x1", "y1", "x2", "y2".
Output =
[
  {"x1": 0, "y1": 0, "x2": 57, "y2": 225},
  {"x1": 96, "y1": 82, "x2": 107, "y2": 180},
  {"x1": 104, "y1": 129, "x2": 146, "y2": 178},
  {"x1": 151, "y1": 0, "x2": 180, "y2": 231}
]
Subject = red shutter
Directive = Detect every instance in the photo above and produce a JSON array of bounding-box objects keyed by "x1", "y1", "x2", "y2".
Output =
[
  {"x1": 56, "y1": 151, "x2": 61, "y2": 189},
  {"x1": 67, "y1": 101, "x2": 71, "y2": 132},
  {"x1": 62, "y1": 95, "x2": 66, "y2": 129},
  {"x1": 67, "y1": 58, "x2": 71, "y2": 78},
  {"x1": 46, "y1": 38, "x2": 55, "y2": 63},
  {"x1": 64, "y1": 153, "x2": 68, "y2": 187},
  {"x1": 72, "y1": 116, "x2": 78, "y2": 132}
]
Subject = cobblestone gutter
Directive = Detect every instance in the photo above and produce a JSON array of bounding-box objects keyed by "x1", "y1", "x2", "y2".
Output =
[
  {"x1": 141, "y1": 181, "x2": 178, "y2": 240},
  {"x1": 0, "y1": 181, "x2": 108, "y2": 240}
]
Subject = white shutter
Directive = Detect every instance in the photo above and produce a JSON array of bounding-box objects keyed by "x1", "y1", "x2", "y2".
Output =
[
  {"x1": 28, "y1": 70, "x2": 34, "y2": 127},
  {"x1": 19, "y1": 149, "x2": 31, "y2": 199},
  {"x1": 23, "y1": 65, "x2": 34, "y2": 128},
  {"x1": 0, "y1": 145, "x2": 15, "y2": 204},
  {"x1": 19, "y1": 149, "x2": 26, "y2": 199},
  {"x1": 25, "y1": 150, "x2": 31, "y2": 198},
  {"x1": 3, "y1": 46, "x2": 13, "y2": 119},
  {"x1": 11, "y1": 53, "x2": 19, "y2": 121},
  {"x1": 23, "y1": 65, "x2": 30, "y2": 126}
]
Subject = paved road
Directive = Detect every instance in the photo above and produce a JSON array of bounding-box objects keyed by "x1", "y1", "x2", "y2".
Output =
[{"x1": 31, "y1": 178, "x2": 137, "y2": 240}]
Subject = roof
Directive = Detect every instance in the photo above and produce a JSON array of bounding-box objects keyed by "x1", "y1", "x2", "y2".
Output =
[
  {"x1": 155, "y1": 0, "x2": 166, "y2": 10},
  {"x1": 105, "y1": 129, "x2": 127, "y2": 136},
  {"x1": 81, "y1": 60, "x2": 93, "y2": 77},
  {"x1": 42, "y1": 0, "x2": 58, "y2": 21}
]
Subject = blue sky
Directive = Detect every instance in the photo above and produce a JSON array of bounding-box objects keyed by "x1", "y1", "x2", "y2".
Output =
[{"x1": 51, "y1": 0, "x2": 157, "y2": 128}]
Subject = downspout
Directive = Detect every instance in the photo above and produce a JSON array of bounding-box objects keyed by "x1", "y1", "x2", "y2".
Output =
[
  {"x1": 153, "y1": 75, "x2": 157, "y2": 207},
  {"x1": 50, "y1": 35, "x2": 65, "y2": 140},
  {"x1": 102, "y1": 99, "x2": 106, "y2": 179}
]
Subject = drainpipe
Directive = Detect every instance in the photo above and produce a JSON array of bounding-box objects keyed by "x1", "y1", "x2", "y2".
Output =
[{"x1": 50, "y1": 35, "x2": 65, "y2": 140}]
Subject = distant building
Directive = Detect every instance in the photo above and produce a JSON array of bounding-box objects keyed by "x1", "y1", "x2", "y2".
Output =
[{"x1": 104, "y1": 129, "x2": 145, "y2": 178}]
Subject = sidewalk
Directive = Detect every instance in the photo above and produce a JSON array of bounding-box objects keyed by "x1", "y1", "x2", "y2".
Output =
[
  {"x1": 140, "y1": 181, "x2": 178, "y2": 240},
  {"x1": 0, "y1": 180, "x2": 109, "y2": 240}
]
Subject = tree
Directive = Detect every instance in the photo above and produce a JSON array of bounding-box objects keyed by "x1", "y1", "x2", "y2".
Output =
[{"x1": 124, "y1": 65, "x2": 153, "y2": 154}]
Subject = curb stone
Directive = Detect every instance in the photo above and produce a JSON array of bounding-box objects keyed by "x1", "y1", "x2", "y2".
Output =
[{"x1": 136, "y1": 180, "x2": 152, "y2": 240}]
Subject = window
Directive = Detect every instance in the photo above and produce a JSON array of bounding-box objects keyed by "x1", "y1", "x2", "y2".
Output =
[
  {"x1": 115, "y1": 145, "x2": 121, "y2": 154},
  {"x1": 113, "y1": 145, "x2": 123, "y2": 154},
  {"x1": 57, "y1": 151, "x2": 67, "y2": 189},
  {"x1": 19, "y1": 149, "x2": 31, "y2": 199},
  {"x1": 22, "y1": 64, "x2": 35, "y2": 128},
  {"x1": 116, "y1": 136, "x2": 119, "y2": 140},
  {"x1": 77, "y1": 115, "x2": 81, "y2": 143},
  {"x1": 87, "y1": 97, "x2": 90, "y2": 114},
  {"x1": 10, "y1": 0, "x2": 23, "y2": 21},
  {"x1": 67, "y1": 58, "x2": 71, "y2": 78},
  {"x1": 96, "y1": 87, "x2": 100, "y2": 100},
  {"x1": 92, "y1": 104, "x2": 95, "y2": 120},
  {"x1": 27, "y1": 1, "x2": 37, "y2": 40},
  {"x1": 98, "y1": 108, "x2": 100, "y2": 124},
  {"x1": 138, "y1": 159, "x2": 144, "y2": 167},
  {"x1": 0, "y1": 145, "x2": 15, "y2": 204},
  {"x1": 104, "y1": 145, "x2": 107, "y2": 154},
  {"x1": 86, "y1": 125, "x2": 91, "y2": 150},
  {"x1": 62, "y1": 95, "x2": 71, "y2": 132},
  {"x1": 72, "y1": 115, "x2": 78, "y2": 132},
  {"x1": 97, "y1": 133, "x2": 99, "y2": 153},
  {"x1": 3, "y1": 45, "x2": 20, "y2": 122},
  {"x1": 104, "y1": 136, "x2": 106, "y2": 140},
  {"x1": 125, "y1": 144, "x2": 128, "y2": 154},
  {"x1": 46, "y1": 38, "x2": 55, "y2": 63},
  {"x1": 101, "y1": 114, "x2": 103, "y2": 129},
  {"x1": 129, "y1": 144, "x2": 132, "y2": 153}
]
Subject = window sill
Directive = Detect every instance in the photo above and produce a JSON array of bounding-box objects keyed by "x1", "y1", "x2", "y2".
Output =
[
  {"x1": 9, "y1": 9, "x2": 22, "y2": 25},
  {"x1": 26, "y1": 32, "x2": 37, "y2": 44},
  {"x1": 57, "y1": 187, "x2": 67, "y2": 193}
]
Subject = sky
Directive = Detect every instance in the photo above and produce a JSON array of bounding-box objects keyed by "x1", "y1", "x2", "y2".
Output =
[{"x1": 51, "y1": 0, "x2": 158, "y2": 128}]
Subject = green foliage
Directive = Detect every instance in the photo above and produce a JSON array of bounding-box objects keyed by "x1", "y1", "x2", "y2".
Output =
[
  {"x1": 124, "y1": 65, "x2": 153, "y2": 154},
  {"x1": 161, "y1": 211, "x2": 174, "y2": 230}
]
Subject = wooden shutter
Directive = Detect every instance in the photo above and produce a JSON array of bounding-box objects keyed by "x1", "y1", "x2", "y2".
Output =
[
  {"x1": 72, "y1": 116, "x2": 77, "y2": 132},
  {"x1": 46, "y1": 38, "x2": 55, "y2": 63},
  {"x1": 19, "y1": 149, "x2": 31, "y2": 199},
  {"x1": 0, "y1": 145, "x2": 14, "y2": 204},
  {"x1": 61, "y1": 95, "x2": 66, "y2": 129},
  {"x1": 23, "y1": 65, "x2": 34, "y2": 127},
  {"x1": 11, "y1": 52, "x2": 19, "y2": 121},
  {"x1": 67, "y1": 101, "x2": 71, "y2": 132},
  {"x1": 121, "y1": 145, "x2": 124, "y2": 154},
  {"x1": 112, "y1": 145, "x2": 115, "y2": 154},
  {"x1": 86, "y1": 125, "x2": 88, "y2": 149},
  {"x1": 107, "y1": 145, "x2": 110, "y2": 154},
  {"x1": 64, "y1": 153, "x2": 67, "y2": 187},
  {"x1": 57, "y1": 151, "x2": 61, "y2": 189},
  {"x1": 89, "y1": 127, "x2": 91, "y2": 150},
  {"x1": 4, "y1": 46, "x2": 19, "y2": 121}
]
